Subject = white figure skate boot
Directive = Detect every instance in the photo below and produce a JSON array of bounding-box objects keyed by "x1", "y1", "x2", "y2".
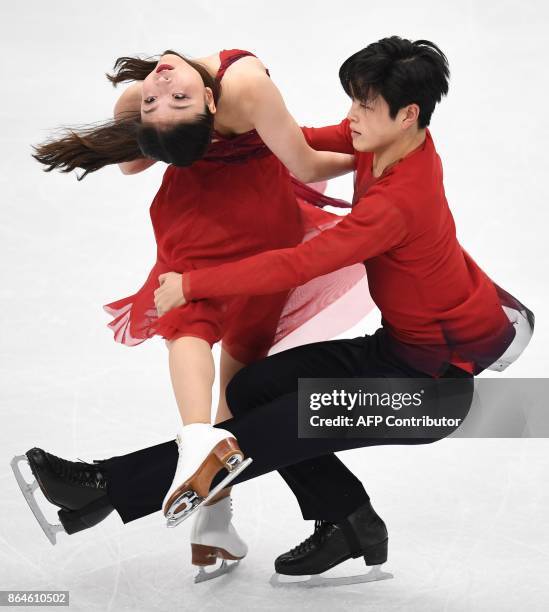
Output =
[
  {"x1": 162, "y1": 423, "x2": 252, "y2": 528},
  {"x1": 190, "y1": 495, "x2": 248, "y2": 582}
]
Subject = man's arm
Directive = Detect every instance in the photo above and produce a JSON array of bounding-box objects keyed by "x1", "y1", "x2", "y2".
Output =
[
  {"x1": 243, "y1": 73, "x2": 354, "y2": 182},
  {"x1": 301, "y1": 119, "x2": 355, "y2": 154},
  {"x1": 183, "y1": 181, "x2": 408, "y2": 301}
]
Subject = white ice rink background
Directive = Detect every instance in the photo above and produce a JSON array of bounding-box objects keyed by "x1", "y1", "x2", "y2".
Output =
[{"x1": 1, "y1": 1, "x2": 548, "y2": 610}]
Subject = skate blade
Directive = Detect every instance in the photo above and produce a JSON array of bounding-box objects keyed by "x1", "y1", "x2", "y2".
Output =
[
  {"x1": 194, "y1": 560, "x2": 241, "y2": 583},
  {"x1": 10, "y1": 455, "x2": 65, "y2": 546},
  {"x1": 166, "y1": 457, "x2": 252, "y2": 528},
  {"x1": 269, "y1": 564, "x2": 393, "y2": 589}
]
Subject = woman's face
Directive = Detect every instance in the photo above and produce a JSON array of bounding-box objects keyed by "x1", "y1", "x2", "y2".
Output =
[{"x1": 141, "y1": 54, "x2": 215, "y2": 125}]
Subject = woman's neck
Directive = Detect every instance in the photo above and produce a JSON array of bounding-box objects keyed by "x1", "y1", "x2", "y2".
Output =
[{"x1": 193, "y1": 53, "x2": 221, "y2": 78}]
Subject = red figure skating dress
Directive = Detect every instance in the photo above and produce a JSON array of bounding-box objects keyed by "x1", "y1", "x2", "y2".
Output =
[{"x1": 103, "y1": 50, "x2": 371, "y2": 363}]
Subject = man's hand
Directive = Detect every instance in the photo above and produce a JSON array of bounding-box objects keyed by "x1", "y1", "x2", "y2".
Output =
[{"x1": 154, "y1": 272, "x2": 186, "y2": 317}]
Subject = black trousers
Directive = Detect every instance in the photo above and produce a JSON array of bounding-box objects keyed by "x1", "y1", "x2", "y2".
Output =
[{"x1": 104, "y1": 328, "x2": 473, "y2": 523}]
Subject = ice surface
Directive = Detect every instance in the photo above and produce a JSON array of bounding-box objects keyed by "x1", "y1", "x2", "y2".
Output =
[{"x1": 1, "y1": 1, "x2": 548, "y2": 610}]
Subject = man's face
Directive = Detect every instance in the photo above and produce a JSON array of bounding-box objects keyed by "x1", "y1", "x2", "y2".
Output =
[{"x1": 346, "y1": 93, "x2": 403, "y2": 153}]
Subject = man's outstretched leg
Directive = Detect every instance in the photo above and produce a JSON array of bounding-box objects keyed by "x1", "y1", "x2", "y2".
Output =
[
  {"x1": 12, "y1": 334, "x2": 375, "y2": 540},
  {"x1": 12, "y1": 330, "x2": 472, "y2": 574},
  {"x1": 11, "y1": 334, "x2": 370, "y2": 539}
]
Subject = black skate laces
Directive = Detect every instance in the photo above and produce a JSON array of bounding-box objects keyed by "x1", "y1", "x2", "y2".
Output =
[
  {"x1": 288, "y1": 520, "x2": 336, "y2": 555},
  {"x1": 46, "y1": 453, "x2": 107, "y2": 490}
]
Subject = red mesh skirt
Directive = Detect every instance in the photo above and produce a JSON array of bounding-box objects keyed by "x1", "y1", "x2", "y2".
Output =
[{"x1": 103, "y1": 178, "x2": 375, "y2": 362}]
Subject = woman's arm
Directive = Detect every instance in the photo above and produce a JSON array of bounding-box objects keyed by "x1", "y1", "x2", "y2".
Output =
[
  {"x1": 113, "y1": 82, "x2": 157, "y2": 175},
  {"x1": 242, "y1": 73, "x2": 354, "y2": 182}
]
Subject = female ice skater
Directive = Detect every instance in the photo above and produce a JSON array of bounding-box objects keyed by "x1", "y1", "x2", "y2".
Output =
[
  {"x1": 28, "y1": 47, "x2": 368, "y2": 571},
  {"x1": 16, "y1": 36, "x2": 534, "y2": 585}
]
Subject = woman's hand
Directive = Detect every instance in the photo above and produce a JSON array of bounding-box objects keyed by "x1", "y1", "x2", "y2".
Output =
[{"x1": 154, "y1": 272, "x2": 186, "y2": 316}]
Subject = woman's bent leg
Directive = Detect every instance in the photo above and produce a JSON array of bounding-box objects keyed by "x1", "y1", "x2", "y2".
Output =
[
  {"x1": 207, "y1": 347, "x2": 246, "y2": 505},
  {"x1": 214, "y1": 347, "x2": 246, "y2": 425},
  {"x1": 166, "y1": 336, "x2": 214, "y2": 424},
  {"x1": 162, "y1": 336, "x2": 249, "y2": 524}
]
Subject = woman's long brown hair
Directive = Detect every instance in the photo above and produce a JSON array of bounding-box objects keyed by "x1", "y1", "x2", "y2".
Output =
[{"x1": 32, "y1": 50, "x2": 221, "y2": 181}]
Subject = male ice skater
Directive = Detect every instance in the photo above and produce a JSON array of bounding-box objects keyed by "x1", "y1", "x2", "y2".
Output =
[{"x1": 13, "y1": 36, "x2": 533, "y2": 584}]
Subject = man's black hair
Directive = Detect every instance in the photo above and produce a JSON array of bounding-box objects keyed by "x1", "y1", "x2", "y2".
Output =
[{"x1": 339, "y1": 36, "x2": 450, "y2": 128}]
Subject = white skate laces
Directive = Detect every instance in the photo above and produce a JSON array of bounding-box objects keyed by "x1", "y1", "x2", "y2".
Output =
[
  {"x1": 190, "y1": 495, "x2": 248, "y2": 582},
  {"x1": 162, "y1": 423, "x2": 252, "y2": 528},
  {"x1": 191, "y1": 496, "x2": 248, "y2": 557}
]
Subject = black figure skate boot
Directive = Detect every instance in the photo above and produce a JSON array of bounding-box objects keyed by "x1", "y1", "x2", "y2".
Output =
[
  {"x1": 271, "y1": 499, "x2": 393, "y2": 588},
  {"x1": 11, "y1": 447, "x2": 113, "y2": 544}
]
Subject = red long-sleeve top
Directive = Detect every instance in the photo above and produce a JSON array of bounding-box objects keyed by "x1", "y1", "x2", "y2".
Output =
[{"x1": 182, "y1": 120, "x2": 512, "y2": 374}]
